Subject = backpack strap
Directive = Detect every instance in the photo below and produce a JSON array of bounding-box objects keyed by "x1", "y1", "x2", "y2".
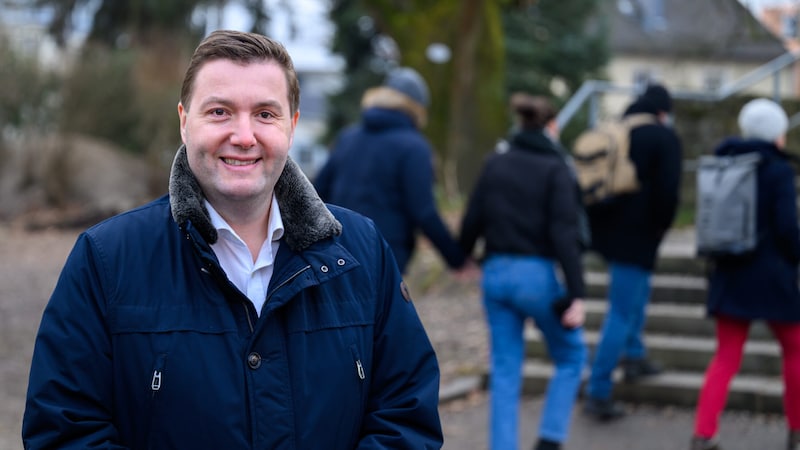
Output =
[{"x1": 623, "y1": 112, "x2": 658, "y2": 129}]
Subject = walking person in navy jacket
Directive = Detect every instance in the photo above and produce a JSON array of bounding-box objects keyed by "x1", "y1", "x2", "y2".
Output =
[
  {"x1": 691, "y1": 99, "x2": 800, "y2": 450},
  {"x1": 22, "y1": 30, "x2": 443, "y2": 450},
  {"x1": 314, "y1": 67, "x2": 469, "y2": 275}
]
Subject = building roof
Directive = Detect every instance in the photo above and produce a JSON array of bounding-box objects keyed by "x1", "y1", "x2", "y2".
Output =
[{"x1": 601, "y1": 0, "x2": 786, "y2": 62}]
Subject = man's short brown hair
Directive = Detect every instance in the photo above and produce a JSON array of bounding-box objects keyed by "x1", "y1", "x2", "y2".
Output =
[{"x1": 180, "y1": 30, "x2": 300, "y2": 115}]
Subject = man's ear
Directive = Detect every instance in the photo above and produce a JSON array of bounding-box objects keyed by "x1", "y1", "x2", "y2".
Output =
[
  {"x1": 288, "y1": 110, "x2": 300, "y2": 146},
  {"x1": 178, "y1": 102, "x2": 187, "y2": 143}
]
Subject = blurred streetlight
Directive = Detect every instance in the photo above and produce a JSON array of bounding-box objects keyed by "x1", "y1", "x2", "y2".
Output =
[{"x1": 426, "y1": 42, "x2": 451, "y2": 64}]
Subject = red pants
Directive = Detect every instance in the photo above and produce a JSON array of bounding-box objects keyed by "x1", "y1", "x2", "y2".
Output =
[{"x1": 694, "y1": 315, "x2": 800, "y2": 438}]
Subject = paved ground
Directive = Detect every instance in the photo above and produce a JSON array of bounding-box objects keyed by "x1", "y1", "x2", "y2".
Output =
[
  {"x1": 0, "y1": 224, "x2": 788, "y2": 450},
  {"x1": 439, "y1": 391, "x2": 785, "y2": 450},
  {"x1": 415, "y1": 227, "x2": 788, "y2": 450}
]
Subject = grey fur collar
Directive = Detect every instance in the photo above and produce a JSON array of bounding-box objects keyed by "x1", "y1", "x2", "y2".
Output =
[{"x1": 168, "y1": 145, "x2": 341, "y2": 251}]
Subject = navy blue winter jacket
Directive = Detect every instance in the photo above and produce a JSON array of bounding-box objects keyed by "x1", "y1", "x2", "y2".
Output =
[
  {"x1": 22, "y1": 147, "x2": 443, "y2": 449},
  {"x1": 707, "y1": 138, "x2": 800, "y2": 322},
  {"x1": 314, "y1": 108, "x2": 466, "y2": 273}
]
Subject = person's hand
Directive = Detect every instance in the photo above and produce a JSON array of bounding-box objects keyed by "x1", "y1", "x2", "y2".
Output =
[
  {"x1": 453, "y1": 259, "x2": 480, "y2": 282},
  {"x1": 561, "y1": 298, "x2": 585, "y2": 329}
]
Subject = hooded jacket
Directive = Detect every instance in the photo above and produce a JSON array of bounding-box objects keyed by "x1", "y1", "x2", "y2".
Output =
[
  {"x1": 314, "y1": 88, "x2": 465, "y2": 273},
  {"x1": 22, "y1": 147, "x2": 443, "y2": 449},
  {"x1": 707, "y1": 138, "x2": 800, "y2": 322},
  {"x1": 587, "y1": 99, "x2": 683, "y2": 270}
]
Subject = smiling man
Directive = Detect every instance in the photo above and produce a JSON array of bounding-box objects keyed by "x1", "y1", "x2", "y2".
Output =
[{"x1": 22, "y1": 30, "x2": 443, "y2": 450}]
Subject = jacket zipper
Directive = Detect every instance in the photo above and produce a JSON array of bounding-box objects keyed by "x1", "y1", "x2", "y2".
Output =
[
  {"x1": 148, "y1": 354, "x2": 167, "y2": 449},
  {"x1": 242, "y1": 302, "x2": 254, "y2": 332},
  {"x1": 266, "y1": 265, "x2": 312, "y2": 303},
  {"x1": 356, "y1": 360, "x2": 365, "y2": 380},
  {"x1": 241, "y1": 265, "x2": 312, "y2": 333},
  {"x1": 349, "y1": 345, "x2": 366, "y2": 382},
  {"x1": 151, "y1": 353, "x2": 167, "y2": 397}
]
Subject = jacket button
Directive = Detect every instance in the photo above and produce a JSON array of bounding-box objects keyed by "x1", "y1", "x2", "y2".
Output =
[
  {"x1": 337, "y1": 259, "x2": 346, "y2": 266},
  {"x1": 247, "y1": 352, "x2": 262, "y2": 369},
  {"x1": 320, "y1": 265, "x2": 329, "y2": 273}
]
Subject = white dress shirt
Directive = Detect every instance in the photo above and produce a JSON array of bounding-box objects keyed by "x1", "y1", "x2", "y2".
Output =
[{"x1": 205, "y1": 197, "x2": 284, "y2": 316}]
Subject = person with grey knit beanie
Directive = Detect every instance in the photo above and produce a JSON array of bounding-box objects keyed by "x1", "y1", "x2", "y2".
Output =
[{"x1": 315, "y1": 67, "x2": 475, "y2": 275}]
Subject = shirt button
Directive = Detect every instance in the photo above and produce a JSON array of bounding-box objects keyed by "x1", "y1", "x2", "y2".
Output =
[
  {"x1": 247, "y1": 352, "x2": 262, "y2": 369},
  {"x1": 337, "y1": 259, "x2": 346, "y2": 266},
  {"x1": 320, "y1": 265, "x2": 329, "y2": 273}
]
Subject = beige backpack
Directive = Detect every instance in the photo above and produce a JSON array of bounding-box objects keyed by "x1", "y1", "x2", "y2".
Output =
[{"x1": 572, "y1": 113, "x2": 656, "y2": 206}]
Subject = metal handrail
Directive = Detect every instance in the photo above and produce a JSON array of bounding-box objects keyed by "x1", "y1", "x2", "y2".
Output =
[{"x1": 556, "y1": 50, "x2": 800, "y2": 130}]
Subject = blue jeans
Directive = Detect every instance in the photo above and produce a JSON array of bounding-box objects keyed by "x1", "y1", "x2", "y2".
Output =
[
  {"x1": 586, "y1": 262, "x2": 652, "y2": 400},
  {"x1": 482, "y1": 255, "x2": 587, "y2": 448}
]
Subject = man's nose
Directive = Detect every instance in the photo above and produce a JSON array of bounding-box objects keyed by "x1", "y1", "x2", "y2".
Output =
[{"x1": 231, "y1": 117, "x2": 256, "y2": 149}]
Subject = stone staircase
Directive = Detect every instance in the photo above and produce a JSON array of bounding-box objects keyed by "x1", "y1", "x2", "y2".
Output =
[{"x1": 518, "y1": 228, "x2": 785, "y2": 413}]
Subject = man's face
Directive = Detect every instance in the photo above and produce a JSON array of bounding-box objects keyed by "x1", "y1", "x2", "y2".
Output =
[{"x1": 178, "y1": 59, "x2": 299, "y2": 209}]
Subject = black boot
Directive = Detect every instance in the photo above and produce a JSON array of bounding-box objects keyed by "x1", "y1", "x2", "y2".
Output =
[
  {"x1": 534, "y1": 438, "x2": 561, "y2": 450},
  {"x1": 583, "y1": 396, "x2": 625, "y2": 421},
  {"x1": 622, "y1": 357, "x2": 663, "y2": 383},
  {"x1": 789, "y1": 429, "x2": 800, "y2": 450},
  {"x1": 690, "y1": 436, "x2": 720, "y2": 450}
]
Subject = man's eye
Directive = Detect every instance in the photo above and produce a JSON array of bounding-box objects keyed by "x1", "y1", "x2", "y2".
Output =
[
  {"x1": 259, "y1": 111, "x2": 274, "y2": 119},
  {"x1": 212, "y1": 108, "x2": 225, "y2": 116}
]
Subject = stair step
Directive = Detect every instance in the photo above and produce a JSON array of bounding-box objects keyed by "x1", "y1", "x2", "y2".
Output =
[
  {"x1": 582, "y1": 299, "x2": 774, "y2": 340},
  {"x1": 585, "y1": 271, "x2": 707, "y2": 304},
  {"x1": 584, "y1": 253, "x2": 707, "y2": 277},
  {"x1": 524, "y1": 329, "x2": 782, "y2": 377},
  {"x1": 512, "y1": 359, "x2": 783, "y2": 413}
]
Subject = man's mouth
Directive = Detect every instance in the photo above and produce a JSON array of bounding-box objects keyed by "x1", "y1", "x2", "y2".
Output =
[{"x1": 221, "y1": 157, "x2": 257, "y2": 166}]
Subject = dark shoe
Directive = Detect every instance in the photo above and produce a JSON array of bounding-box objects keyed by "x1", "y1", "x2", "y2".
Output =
[
  {"x1": 690, "y1": 436, "x2": 720, "y2": 450},
  {"x1": 583, "y1": 396, "x2": 625, "y2": 421},
  {"x1": 789, "y1": 429, "x2": 800, "y2": 450},
  {"x1": 622, "y1": 357, "x2": 663, "y2": 383},
  {"x1": 534, "y1": 438, "x2": 561, "y2": 450}
]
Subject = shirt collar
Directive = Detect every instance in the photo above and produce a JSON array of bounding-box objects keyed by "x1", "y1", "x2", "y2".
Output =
[{"x1": 204, "y1": 196, "x2": 285, "y2": 244}]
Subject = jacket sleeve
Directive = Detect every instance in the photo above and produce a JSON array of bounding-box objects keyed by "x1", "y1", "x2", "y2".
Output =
[
  {"x1": 769, "y1": 161, "x2": 800, "y2": 265},
  {"x1": 357, "y1": 236, "x2": 443, "y2": 449},
  {"x1": 458, "y1": 159, "x2": 490, "y2": 258},
  {"x1": 546, "y1": 163, "x2": 586, "y2": 299},
  {"x1": 651, "y1": 129, "x2": 683, "y2": 233},
  {"x1": 398, "y1": 139, "x2": 466, "y2": 269},
  {"x1": 22, "y1": 234, "x2": 128, "y2": 450}
]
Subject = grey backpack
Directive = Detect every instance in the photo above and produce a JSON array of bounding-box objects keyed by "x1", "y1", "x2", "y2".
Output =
[{"x1": 695, "y1": 152, "x2": 761, "y2": 257}]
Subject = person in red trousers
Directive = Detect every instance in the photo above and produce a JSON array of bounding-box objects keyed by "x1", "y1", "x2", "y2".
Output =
[{"x1": 691, "y1": 98, "x2": 800, "y2": 450}]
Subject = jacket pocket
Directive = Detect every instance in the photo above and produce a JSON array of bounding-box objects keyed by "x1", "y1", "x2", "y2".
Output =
[
  {"x1": 147, "y1": 352, "x2": 167, "y2": 450},
  {"x1": 348, "y1": 344, "x2": 367, "y2": 439}
]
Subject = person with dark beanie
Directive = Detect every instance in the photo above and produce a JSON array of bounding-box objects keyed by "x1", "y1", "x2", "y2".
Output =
[
  {"x1": 460, "y1": 93, "x2": 587, "y2": 450},
  {"x1": 583, "y1": 83, "x2": 683, "y2": 420}
]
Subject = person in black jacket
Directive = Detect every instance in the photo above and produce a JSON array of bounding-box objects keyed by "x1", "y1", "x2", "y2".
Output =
[
  {"x1": 460, "y1": 93, "x2": 587, "y2": 450},
  {"x1": 691, "y1": 98, "x2": 800, "y2": 450},
  {"x1": 583, "y1": 83, "x2": 683, "y2": 419}
]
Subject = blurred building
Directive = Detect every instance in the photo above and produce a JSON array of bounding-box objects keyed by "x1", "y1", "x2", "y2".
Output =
[
  {"x1": 754, "y1": 2, "x2": 800, "y2": 93},
  {"x1": 597, "y1": 0, "x2": 794, "y2": 117},
  {"x1": 0, "y1": 1, "x2": 78, "y2": 72}
]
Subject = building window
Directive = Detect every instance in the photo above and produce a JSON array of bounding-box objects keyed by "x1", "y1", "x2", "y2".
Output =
[
  {"x1": 782, "y1": 13, "x2": 798, "y2": 38},
  {"x1": 703, "y1": 70, "x2": 725, "y2": 92}
]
